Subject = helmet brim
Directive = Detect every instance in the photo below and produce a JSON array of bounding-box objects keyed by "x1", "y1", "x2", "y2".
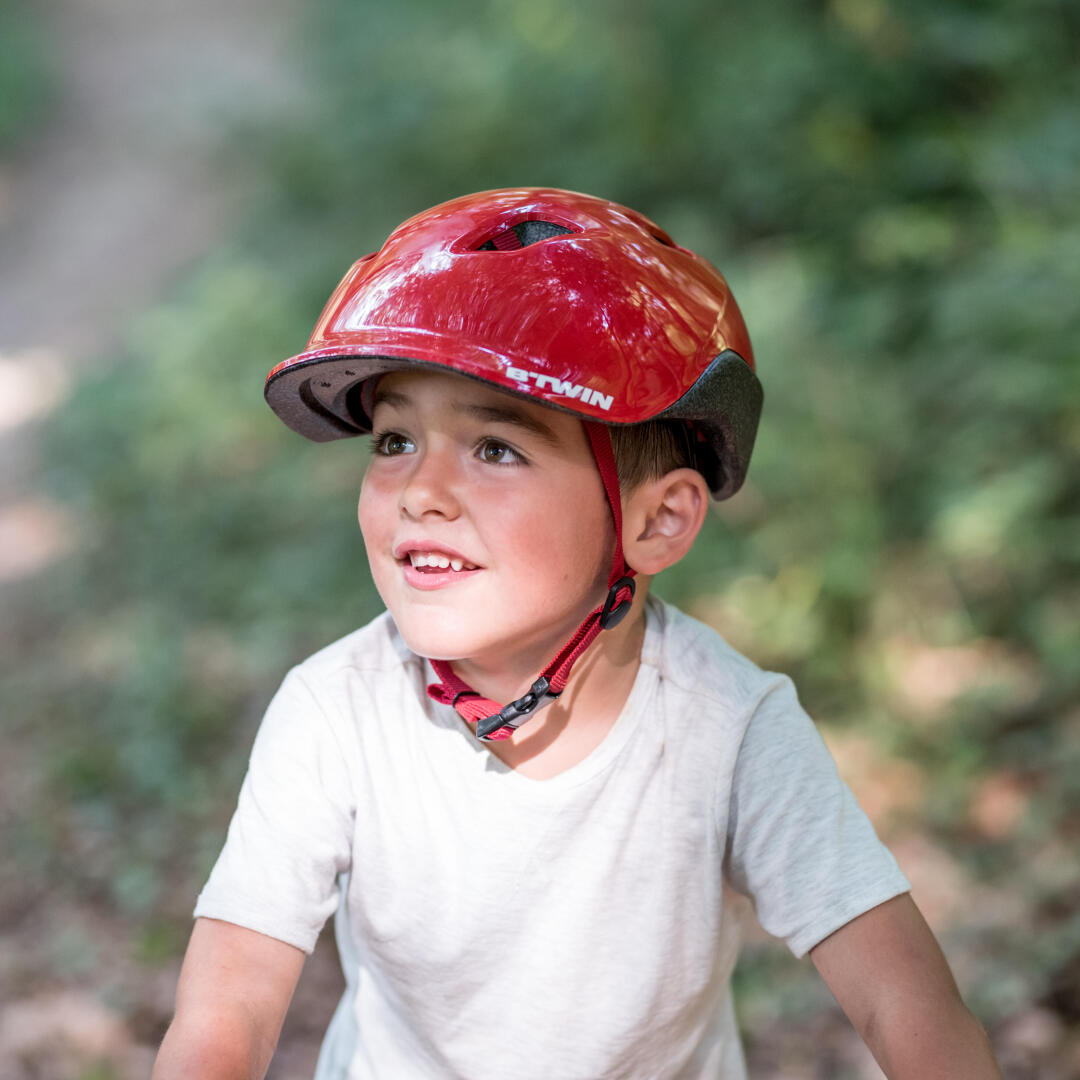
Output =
[{"x1": 264, "y1": 346, "x2": 761, "y2": 500}]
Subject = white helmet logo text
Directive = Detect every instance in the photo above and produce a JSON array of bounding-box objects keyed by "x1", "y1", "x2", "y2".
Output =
[{"x1": 505, "y1": 366, "x2": 613, "y2": 411}]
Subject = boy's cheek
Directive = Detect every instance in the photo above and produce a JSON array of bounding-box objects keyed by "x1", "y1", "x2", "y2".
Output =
[{"x1": 356, "y1": 484, "x2": 388, "y2": 541}]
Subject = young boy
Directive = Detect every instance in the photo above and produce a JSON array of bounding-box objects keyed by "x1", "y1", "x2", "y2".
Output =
[{"x1": 154, "y1": 188, "x2": 1002, "y2": 1078}]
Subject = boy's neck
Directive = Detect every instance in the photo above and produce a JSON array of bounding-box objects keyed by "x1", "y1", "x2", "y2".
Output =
[{"x1": 454, "y1": 588, "x2": 650, "y2": 779}]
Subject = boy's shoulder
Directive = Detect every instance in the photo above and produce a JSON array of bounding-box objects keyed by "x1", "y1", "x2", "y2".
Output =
[
  {"x1": 288, "y1": 608, "x2": 418, "y2": 689},
  {"x1": 649, "y1": 596, "x2": 791, "y2": 715}
]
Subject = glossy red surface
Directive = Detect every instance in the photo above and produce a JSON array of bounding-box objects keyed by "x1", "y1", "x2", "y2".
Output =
[{"x1": 266, "y1": 187, "x2": 754, "y2": 425}]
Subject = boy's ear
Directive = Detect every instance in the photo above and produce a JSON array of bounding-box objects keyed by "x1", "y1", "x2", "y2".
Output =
[{"x1": 621, "y1": 468, "x2": 709, "y2": 576}]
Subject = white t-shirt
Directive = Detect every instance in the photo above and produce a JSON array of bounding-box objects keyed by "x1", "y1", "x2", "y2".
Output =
[{"x1": 195, "y1": 596, "x2": 910, "y2": 1079}]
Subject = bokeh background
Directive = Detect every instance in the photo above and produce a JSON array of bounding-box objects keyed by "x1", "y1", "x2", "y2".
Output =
[{"x1": 1, "y1": 1, "x2": 1077, "y2": 1077}]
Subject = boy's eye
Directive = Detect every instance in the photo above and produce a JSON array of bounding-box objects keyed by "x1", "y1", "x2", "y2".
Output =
[
  {"x1": 373, "y1": 431, "x2": 414, "y2": 456},
  {"x1": 477, "y1": 439, "x2": 523, "y2": 465}
]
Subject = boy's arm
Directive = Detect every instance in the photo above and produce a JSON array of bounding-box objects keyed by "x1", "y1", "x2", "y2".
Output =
[
  {"x1": 809, "y1": 893, "x2": 1002, "y2": 1079},
  {"x1": 152, "y1": 917, "x2": 306, "y2": 1080}
]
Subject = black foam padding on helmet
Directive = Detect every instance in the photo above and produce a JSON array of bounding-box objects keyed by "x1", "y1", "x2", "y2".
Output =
[{"x1": 655, "y1": 351, "x2": 764, "y2": 500}]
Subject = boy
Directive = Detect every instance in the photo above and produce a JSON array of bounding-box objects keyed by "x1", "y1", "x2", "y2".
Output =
[{"x1": 154, "y1": 188, "x2": 1002, "y2": 1078}]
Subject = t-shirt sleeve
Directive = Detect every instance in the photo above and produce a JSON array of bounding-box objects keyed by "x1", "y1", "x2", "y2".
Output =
[
  {"x1": 193, "y1": 667, "x2": 355, "y2": 954},
  {"x1": 722, "y1": 673, "x2": 911, "y2": 959}
]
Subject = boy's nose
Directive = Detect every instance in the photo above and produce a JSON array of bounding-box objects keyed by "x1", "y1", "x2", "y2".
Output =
[{"x1": 398, "y1": 450, "x2": 462, "y2": 521}]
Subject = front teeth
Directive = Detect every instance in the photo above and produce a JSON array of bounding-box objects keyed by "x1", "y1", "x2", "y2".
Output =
[{"x1": 409, "y1": 552, "x2": 477, "y2": 571}]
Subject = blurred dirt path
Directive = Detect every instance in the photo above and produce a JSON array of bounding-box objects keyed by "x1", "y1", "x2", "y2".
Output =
[
  {"x1": 0, "y1": 0, "x2": 300, "y2": 363},
  {"x1": 0, "y1": 0, "x2": 302, "y2": 554}
]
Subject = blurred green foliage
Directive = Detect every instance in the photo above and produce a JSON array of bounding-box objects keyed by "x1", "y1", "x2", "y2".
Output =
[
  {"x1": 0, "y1": 1, "x2": 54, "y2": 152},
  {"x1": 4, "y1": 0, "x2": 1078, "y2": 1060}
]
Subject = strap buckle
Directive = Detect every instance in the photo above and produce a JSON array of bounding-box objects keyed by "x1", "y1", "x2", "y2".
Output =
[
  {"x1": 475, "y1": 676, "x2": 560, "y2": 741},
  {"x1": 599, "y1": 575, "x2": 636, "y2": 630}
]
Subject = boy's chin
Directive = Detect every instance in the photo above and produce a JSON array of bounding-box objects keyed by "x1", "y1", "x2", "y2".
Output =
[
  {"x1": 388, "y1": 613, "x2": 548, "y2": 674},
  {"x1": 388, "y1": 615, "x2": 478, "y2": 664}
]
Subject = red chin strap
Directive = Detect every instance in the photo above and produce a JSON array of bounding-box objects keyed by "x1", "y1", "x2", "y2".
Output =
[{"x1": 426, "y1": 422, "x2": 636, "y2": 741}]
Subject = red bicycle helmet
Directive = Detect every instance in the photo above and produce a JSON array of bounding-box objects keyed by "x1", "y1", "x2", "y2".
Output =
[{"x1": 265, "y1": 187, "x2": 763, "y2": 739}]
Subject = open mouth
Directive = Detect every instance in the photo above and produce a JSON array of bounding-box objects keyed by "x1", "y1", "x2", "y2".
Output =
[{"x1": 398, "y1": 550, "x2": 482, "y2": 577}]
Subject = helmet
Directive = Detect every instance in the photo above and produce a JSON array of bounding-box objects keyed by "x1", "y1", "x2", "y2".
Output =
[
  {"x1": 265, "y1": 188, "x2": 763, "y2": 740},
  {"x1": 265, "y1": 187, "x2": 762, "y2": 500}
]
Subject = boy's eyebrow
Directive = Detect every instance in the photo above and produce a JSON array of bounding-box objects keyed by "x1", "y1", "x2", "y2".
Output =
[
  {"x1": 371, "y1": 387, "x2": 413, "y2": 413},
  {"x1": 459, "y1": 403, "x2": 561, "y2": 446},
  {"x1": 372, "y1": 387, "x2": 561, "y2": 446}
]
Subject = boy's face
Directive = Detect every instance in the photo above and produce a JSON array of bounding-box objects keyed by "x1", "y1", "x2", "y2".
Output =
[{"x1": 357, "y1": 369, "x2": 614, "y2": 679}]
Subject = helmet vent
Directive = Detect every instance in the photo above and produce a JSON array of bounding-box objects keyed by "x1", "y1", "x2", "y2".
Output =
[{"x1": 476, "y1": 220, "x2": 573, "y2": 251}]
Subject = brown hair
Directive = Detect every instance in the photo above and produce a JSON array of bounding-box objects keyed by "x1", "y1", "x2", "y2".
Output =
[{"x1": 608, "y1": 419, "x2": 696, "y2": 492}]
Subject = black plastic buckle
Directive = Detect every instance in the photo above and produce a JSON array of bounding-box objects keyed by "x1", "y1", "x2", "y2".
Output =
[
  {"x1": 599, "y1": 575, "x2": 636, "y2": 630},
  {"x1": 475, "y1": 676, "x2": 560, "y2": 741}
]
